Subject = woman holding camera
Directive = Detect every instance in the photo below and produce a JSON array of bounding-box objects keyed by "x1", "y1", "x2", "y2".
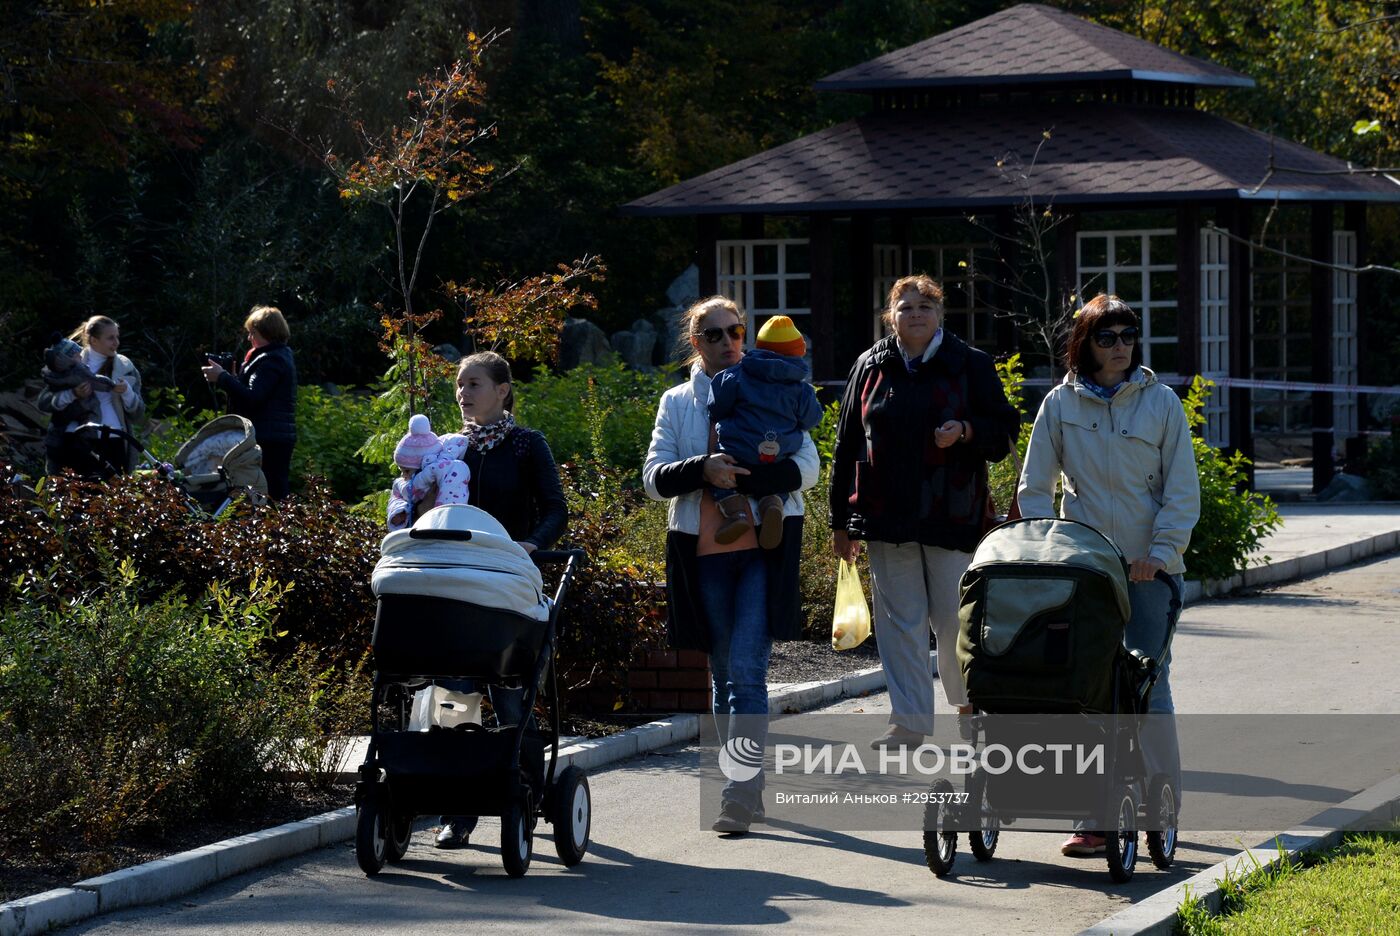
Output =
[{"x1": 201, "y1": 306, "x2": 298, "y2": 499}]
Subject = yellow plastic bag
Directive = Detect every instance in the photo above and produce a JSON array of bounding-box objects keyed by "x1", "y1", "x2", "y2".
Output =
[{"x1": 831, "y1": 559, "x2": 872, "y2": 651}]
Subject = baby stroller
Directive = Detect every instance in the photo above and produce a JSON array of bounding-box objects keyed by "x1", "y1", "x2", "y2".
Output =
[
  {"x1": 922, "y1": 517, "x2": 1181, "y2": 883},
  {"x1": 172, "y1": 415, "x2": 268, "y2": 514},
  {"x1": 67, "y1": 417, "x2": 266, "y2": 517},
  {"x1": 356, "y1": 504, "x2": 588, "y2": 877}
]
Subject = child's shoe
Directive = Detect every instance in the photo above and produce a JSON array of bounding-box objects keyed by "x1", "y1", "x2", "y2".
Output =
[
  {"x1": 757, "y1": 495, "x2": 784, "y2": 549},
  {"x1": 714, "y1": 493, "x2": 753, "y2": 544}
]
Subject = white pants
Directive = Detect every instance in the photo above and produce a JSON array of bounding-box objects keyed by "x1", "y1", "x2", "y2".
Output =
[{"x1": 867, "y1": 541, "x2": 972, "y2": 735}]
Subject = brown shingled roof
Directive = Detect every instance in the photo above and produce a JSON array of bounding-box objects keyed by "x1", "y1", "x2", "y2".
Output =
[
  {"x1": 815, "y1": 4, "x2": 1253, "y2": 91},
  {"x1": 619, "y1": 104, "x2": 1400, "y2": 216}
]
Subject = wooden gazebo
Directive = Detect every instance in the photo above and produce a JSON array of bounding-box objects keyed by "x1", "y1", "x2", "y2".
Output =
[{"x1": 620, "y1": 4, "x2": 1400, "y2": 490}]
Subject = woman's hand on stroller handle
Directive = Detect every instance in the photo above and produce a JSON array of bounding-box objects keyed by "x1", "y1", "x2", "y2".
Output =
[{"x1": 1128, "y1": 556, "x2": 1166, "y2": 582}]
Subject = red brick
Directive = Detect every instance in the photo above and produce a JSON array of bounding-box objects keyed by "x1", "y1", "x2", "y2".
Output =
[
  {"x1": 677, "y1": 690, "x2": 711, "y2": 712},
  {"x1": 658, "y1": 668, "x2": 711, "y2": 690},
  {"x1": 645, "y1": 690, "x2": 679, "y2": 711},
  {"x1": 677, "y1": 650, "x2": 710, "y2": 669},
  {"x1": 646, "y1": 650, "x2": 678, "y2": 669},
  {"x1": 627, "y1": 669, "x2": 658, "y2": 690},
  {"x1": 632, "y1": 649, "x2": 652, "y2": 669}
]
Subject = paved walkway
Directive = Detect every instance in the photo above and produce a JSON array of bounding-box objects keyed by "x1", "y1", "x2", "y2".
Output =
[{"x1": 8, "y1": 505, "x2": 1400, "y2": 935}]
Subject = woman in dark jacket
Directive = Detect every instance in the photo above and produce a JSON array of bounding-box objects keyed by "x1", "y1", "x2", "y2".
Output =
[
  {"x1": 201, "y1": 306, "x2": 298, "y2": 499},
  {"x1": 831, "y1": 274, "x2": 1019, "y2": 749},
  {"x1": 642, "y1": 296, "x2": 820, "y2": 835},
  {"x1": 434, "y1": 349, "x2": 567, "y2": 850}
]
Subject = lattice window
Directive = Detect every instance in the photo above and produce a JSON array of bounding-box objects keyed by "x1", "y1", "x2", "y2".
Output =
[
  {"x1": 717, "y1": 239, "x2": 811, "y2": 346},
  {"x1": 871, "y1": 243, "x2": 995, "y2": 350},
  {"x1": 1250, "y1": 239, "x2": 1312, "y2": 435},
  {"x1": 1200, "y1": 227, "x2": 1230, "y2": 447},
  {"x1": 1333, "y1": 230, "x2": 1358, "y2": 438},
  {"x1": 1077, "y1": 229, "x2": 1180, "y2": 374}
]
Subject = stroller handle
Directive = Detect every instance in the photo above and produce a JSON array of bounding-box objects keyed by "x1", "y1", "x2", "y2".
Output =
[
  {"x1": 531, "y1": 548, "x2": 585, "y2": 565},
  {"x1": 408, "y1": 527, "x2": 472, "y2": 542}
]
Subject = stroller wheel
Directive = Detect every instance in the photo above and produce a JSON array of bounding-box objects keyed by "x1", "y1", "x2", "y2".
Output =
[
  {"x1": 385, "y1": 810, "x2": 414, "y2": 864},
  {"x1": 1105, "y1": 785, "x2": 1138, "y2": 883},
  {"x1": 1145, "y1": 775, "x2": 1178, "y2": 869},
  {"x1": 551, "y1": 766, "x2": 591, "y2": 867},
  {"x1": 966, "y1": 769, "x2": 999, "y2": 862},
  {"x1": 922, "y1": 779, "x2": 959, "y2": 877},
  {"x1": 355, "y1": 795, "x2": 388, "y2": 876},
  {"x1": 502, "y1": 795, "x2": 534, "y2": 878}
]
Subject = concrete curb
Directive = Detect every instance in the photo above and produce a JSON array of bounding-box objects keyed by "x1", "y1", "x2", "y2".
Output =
[
  {"x1": 1182, "y1": 527, "x2": 1400, "y2": 603},
  {"x1": 1079, "y1": 773, "x2": 1400, "y2": 936}
]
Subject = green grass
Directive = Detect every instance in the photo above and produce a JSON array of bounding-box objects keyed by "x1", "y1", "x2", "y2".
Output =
[{"x1": 1176, "y1": 830, "x2": 1400, "y2": 935}]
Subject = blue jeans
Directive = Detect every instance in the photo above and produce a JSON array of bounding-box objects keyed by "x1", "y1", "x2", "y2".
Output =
[
  {"x1": 1125, "y1": 574, "x2": 1183, "y2": 804},
  {"x1": 697, "y1": 549, "x2": 771, "y2": 812}
]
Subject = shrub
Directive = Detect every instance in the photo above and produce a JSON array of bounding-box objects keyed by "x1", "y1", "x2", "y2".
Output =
[
  {"x1": 516, "y1": 362, "x2": 673, "y2": 476},
  {"x1": 1366, "y1": 429, "x2": 1400, "y2": 499},
  {"x1": 0, "y1": 563, "x2": 364, "y2": 872},
  {"x1": 292, "y1": 385, "x2": 382, "y2": 503},
  {"x1": 987, "y1": 353, "x2": 1031, "y2": 514},
  {"x1": 0, "y1": 466, "x2": 381, "y2": 666},
  {"x1": 1182, "y1": 376, "x2": 1282, "y2": 581},
  {"x1": 553, "y1": 460, "x2": 667, "y2": 707}
]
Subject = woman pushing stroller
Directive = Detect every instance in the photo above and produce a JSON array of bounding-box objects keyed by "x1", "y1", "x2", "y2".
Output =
[
  {"x1": 1017, "y1": 293, "x2": 1200, "y2": 858},
  {"x1": 383, "y1": 350, "x2": 567, "y2": 850}
]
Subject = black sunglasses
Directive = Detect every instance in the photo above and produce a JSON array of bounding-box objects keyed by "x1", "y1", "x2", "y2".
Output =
[
  {"x1": 1092, "y1": 327, "x2": 1139, "y2": 349},
  {"x1": 698, "y1": 324, "x2": 746, "y2": 344}
]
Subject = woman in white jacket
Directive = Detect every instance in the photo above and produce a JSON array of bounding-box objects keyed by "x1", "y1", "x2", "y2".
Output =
[
  {"x1": 1018, "y1": 293, "x2": 1200, "y2": 858},
  {"x1": 37, "y1": 315, "x2": 145, "y2": 476},
  {"x1": 643, "y1": 295, "x2": 819, "y2": 835}
]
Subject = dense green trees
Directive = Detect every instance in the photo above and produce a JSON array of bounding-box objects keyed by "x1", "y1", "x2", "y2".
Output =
[{"x1": 2, "y1": 1, "x2": 1394, "y2": 398}]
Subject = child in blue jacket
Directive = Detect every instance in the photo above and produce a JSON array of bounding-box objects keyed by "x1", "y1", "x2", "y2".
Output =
[{"x1": 708, "y1": 315, "x2": 823, "y2": 549}]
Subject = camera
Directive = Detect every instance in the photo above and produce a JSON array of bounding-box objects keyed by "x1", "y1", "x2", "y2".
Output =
[{"x1": 206, "y1": 351, "x2": 235, "y2": 372}]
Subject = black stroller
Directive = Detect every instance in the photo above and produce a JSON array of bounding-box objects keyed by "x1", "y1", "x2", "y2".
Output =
[
  {"x1": 356, "y1": 504, "x2": 588, "y2": 877},
  {"x1": 922, "y1": 517, "x2": 1181, "y2": 883}
]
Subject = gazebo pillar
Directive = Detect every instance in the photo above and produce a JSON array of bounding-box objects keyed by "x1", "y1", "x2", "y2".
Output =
[
  {"x1": 1310, "y1": 203, "x2": 1335, "y2": 493},
  {"x1": 1225, "y1": 202, "x2": 1254, "y2": 478},
  {"x1": 1346, "y1": 203, "x2": 1369, "y2": 473},
  {"x1": 809, "y1": 215, "x2": 835, "y2": 381},
  {"x1": 1174, "y1": 203, "x2": 1201, "y2": 380}
]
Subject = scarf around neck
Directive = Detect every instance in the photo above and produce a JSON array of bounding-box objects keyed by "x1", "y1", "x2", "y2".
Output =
[{"x1": 464, "y1": 411, "x2": 516, "y2": 452}]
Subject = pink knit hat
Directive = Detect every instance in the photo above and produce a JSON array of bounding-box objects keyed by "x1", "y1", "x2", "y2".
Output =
[{"x1": 394, "y1": 413, "x2": 442, "y2": 469}]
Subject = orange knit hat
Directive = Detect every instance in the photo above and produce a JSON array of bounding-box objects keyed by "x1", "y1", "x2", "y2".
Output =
[{"x1": 755, "y1": 315, "x2": 806, "y2": 357}]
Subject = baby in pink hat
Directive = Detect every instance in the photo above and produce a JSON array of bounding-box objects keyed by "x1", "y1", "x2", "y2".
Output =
[{"x1": 386, "y1": 413, "x2": 473, "y2": 531}]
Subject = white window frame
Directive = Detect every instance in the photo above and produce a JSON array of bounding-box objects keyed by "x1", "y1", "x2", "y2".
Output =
[
  {"x1": 1076, "y1": 228, "x2": 1178, "y2": 375},
  {"x1": 717, "y1": 239, "x2": 810, "y2": 347},
  {"x1": 1200, "y1": 227, "x2": 1231, "y2": 447},
  {"x1": 1333, "y1": 230, "x2": 1358, "y2": 439}
]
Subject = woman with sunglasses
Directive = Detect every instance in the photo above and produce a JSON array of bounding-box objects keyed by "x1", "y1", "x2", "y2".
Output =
[
  {"x1": 1018, "y1": 293, "x2": 1200, "y2": 858},
  {"x1": 643, "y1": 295, "x2": 820, "y2": 835},
  {"x1": 831, "y1": 274, "x2": 1019, "y2": 750}
]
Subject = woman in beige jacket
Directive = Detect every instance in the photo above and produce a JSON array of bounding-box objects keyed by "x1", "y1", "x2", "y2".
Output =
[{"x1": 1018, "y1": 293, "x2": 1200, "y2": 858}]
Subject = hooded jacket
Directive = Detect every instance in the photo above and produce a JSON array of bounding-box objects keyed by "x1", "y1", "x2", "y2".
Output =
[
  {"x1": 1017, "y1": 366, "x2": 1200, "y2": 575},
  {"x1": 708, "y1": 349, "x2": 823, "y2": 465}
]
